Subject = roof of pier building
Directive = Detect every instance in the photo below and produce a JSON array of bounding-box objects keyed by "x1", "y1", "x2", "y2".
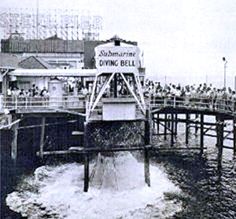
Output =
[{"x1": 18, "y1": 56, "x2": 53, "y2": 69}]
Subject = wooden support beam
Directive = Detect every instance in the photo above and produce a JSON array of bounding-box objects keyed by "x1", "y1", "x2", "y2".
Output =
[
  {"x1": 84, "y1": 153, "x2": 89, "y2": 192},
  {"x1": 223, "y1": 145, "x2": 234, "y2": 150},
  {"x1": 174, "y1": 113, "x2": 178, "y2": 136},
  {"x1": 200, "y1": 114, "x2": 204, "y2": 154},
  {"x1": 217, "y1": 116, "x2": 224, "y2": 169},
  {"x1": 164, "y1": 113, "x2": 167, "y2": 140},
  {"x1": 159, "y1": 121, "x2": 172, "y2": 132},
  {"x1": 144, "y1": 147, "x2": 150, "y2": 187},
  {"x1": 153, "y1": 133, "x2": 173, "y2": 136},
  {"x1": 186, "y1": 113, "x2": 190, "y2": 145},
  {"x1": 11, "y1": 121, "x2": 19, "y2": 162},
  {"x1": 157, "y1": 114, "x2": 160, "y2": 134},
  {"x1": 171, "y1": 113, "x2": 174, "y2": 146},
  {"x1": 153, "y1": 147, "x2": 207, "y2": 151},
  {"x1": 114, "y1": 73, "x2": 117, "y2": 98},
  {"x1": 72, "y1": 131, "x2": 84, "y2": 136},
  {"x1": 39, "y1": 117, "x2": 46, "y2": 158},
  {"x1": 195, "y1": 114, "x2": 199, "y2": 135},
  {"x1": 145, "y1": 109, "x2": 151, "y2": 145},
  {"x1": 36, "y1": 146, "x2": 149, "y2": 156},
  {"x1": 234, "y1": 118, "x2": 236, "y2": 155},
  {"x1": 156, "y1": 118, "x2": 217, "y2": 126}
]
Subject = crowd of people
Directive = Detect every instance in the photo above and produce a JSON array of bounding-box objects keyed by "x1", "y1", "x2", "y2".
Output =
[
  {"x1": 4, "y1": 78, "x2": 236, "y2": 111},
  {"x1": 143, "y1": 80, "x2": 236, "y2": 111},
  {"x1": 7, "y1": 84, "x2": 49, "y2": 99}
]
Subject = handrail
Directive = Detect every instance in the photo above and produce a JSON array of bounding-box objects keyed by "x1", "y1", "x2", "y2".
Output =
[
  {"x1": 148, "y1": 95, "x2": 236, "y2": 116},
  {"x1": 1, "y1": 94, "x2": 236, "y2": 116},
  {"x1": 2, "y1": 95, "x2": 87, "y2": 111}
]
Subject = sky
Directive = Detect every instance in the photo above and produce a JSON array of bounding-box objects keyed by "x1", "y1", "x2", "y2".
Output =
[{"x1": 1, "y1": 0, "x2": 236, "y2": 88}]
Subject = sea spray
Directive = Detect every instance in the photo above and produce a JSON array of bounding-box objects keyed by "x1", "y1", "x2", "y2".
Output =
[{"x1": 6, "y1": 152, "x2": 182, "y2": 219}]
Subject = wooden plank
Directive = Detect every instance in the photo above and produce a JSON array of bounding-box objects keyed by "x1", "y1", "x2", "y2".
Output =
[
  {"x1": 84, "y1": 154, "x2": 89, "y2": 192},
  {"x1": 234, "y1": 118, "x2": 236, "y2": 155},
  {"x1": 171, "y1": 113, "x2": 174, "y2": 146},
  {"x1": 153, "y1": 147, "x2": 207, "y2": 151},
  {"x1": 145, "y1": 109, "x2": 151, "y2": 145},
  {"x1": 39, "y1": 117, "x2": 46, "y2": 158},
  {"x1": 36, "y1": 146, "x2": 149, "y2": 156},
  {"x1": 200, "y1": 114, "x2": 204, "y2": 154},
  {"x1": 186, "y1": 113, "x2": 190, "y2": 145},
  {"x1": 72, "y1": 131, "x2": 84, "y2": 135},
  {"x1": 11, "y1": 122, "x2": 19, "y2": 161},
  {"x1": 144, "y1": 147, "x2": 150, "y2": 187}
]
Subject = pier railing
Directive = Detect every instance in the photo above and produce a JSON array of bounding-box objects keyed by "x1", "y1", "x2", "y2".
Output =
[
  {"x1": 1, "y1": 94, "x2": 236, "y2": 116},
  {"x1": 148, "y1": 96, "x2": 236, "y2": 116},
  {"x1": 1, "y1": 95, "x2": 86, "y2": 111}
]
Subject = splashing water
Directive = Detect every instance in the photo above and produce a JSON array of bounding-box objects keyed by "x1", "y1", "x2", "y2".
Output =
[{"x1": 6, "y1": 152, "x2": 182, "y2": 219}]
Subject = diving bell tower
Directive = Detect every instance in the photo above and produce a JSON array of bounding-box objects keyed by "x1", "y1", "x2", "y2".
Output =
[{"x1": 86, "y1": 36, "x2": 146, "y2": 121}]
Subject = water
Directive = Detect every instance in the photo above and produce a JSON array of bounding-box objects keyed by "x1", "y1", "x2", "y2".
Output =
[
  {"x1": 4, "y1": 116, "x2": 236, "y2": 218},
  {"x1": 5, "y1": 153, "x2": 182, "y2": 219},
  {"x1": 152, "y1": 117, "x2": 236, "y2": 219}
]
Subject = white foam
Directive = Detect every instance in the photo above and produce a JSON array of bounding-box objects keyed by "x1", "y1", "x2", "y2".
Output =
[{"x1": 6, "y1": 152, "x2": 182, "y2": 219}]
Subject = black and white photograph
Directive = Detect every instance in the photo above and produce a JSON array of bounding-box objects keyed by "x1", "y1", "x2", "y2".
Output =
[{"x1": 1, "y1": 0, "x2": 236, "y2": 218}]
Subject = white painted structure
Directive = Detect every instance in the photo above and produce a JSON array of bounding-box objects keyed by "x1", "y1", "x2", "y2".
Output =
[
  {"x1": 102, "y1": 98, "x2": 136, "y2": 121},
  {"x1": 48, "y1": 79, "x2": 64, "y2": 107},
  {"x1": 87, "y1": 39, "x2": 146, "y2": 121}
]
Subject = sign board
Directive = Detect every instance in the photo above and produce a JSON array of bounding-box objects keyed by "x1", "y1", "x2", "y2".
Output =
[{"x1": 95, "y1": 46, "x2": 140, "y2": 74}]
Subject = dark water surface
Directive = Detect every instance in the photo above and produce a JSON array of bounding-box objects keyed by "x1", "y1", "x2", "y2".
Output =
[{"x1": 151, "y1": 129, "x2": 236, "y2": 219}]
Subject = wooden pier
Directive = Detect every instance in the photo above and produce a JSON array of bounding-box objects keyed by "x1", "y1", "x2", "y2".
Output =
[{"x1": 1, "y1": 38, "x2": 236, "y2": 193}]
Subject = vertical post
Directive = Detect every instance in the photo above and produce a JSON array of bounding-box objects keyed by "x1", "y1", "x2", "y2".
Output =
[
  {"x1": 84, "y1": 153, "x2": 89, "y2": 192},
  {"x1": 217, "y1": 117, "x2": 224, "y2": 169},
  {"x1": 144, "y1": 109, "x2": 151, "y2": 186},
  {"x1": 39, "y1": 117, "x2": 46, "y2": 158},
  {"x1": 145, "y1": 109, "x2": 151, "y2": 145},
  {"x1": 200, "y1": 114, "x2": 204, "y2": 154},
  {"x1": 174, "y1": 113, "x2": 178, "y2": 136},
  {"x1": 164, "y1": 113, "x2": 167, "y2": 140},
  {"x1": 233, "y1": 118, "x2": 236, "y2": 156},
  {"x1": 83, "y1": 121, "x2": 90, "y2": 192},
  {"x1": 114, "y1": 73, "x2": 117, "y2": 98},
  {"x1": 144, "y1": 147, "x2": 150, "y2": 186},
  {"x1": 2, "y1": 72, "x2": 8, "y2": 96},
  {"x1": 11, "y1": 121, "x2": 19, "y2": 162},
  {"x1": 216, "y1": 116, "x2": 219, "y2": 147},
  {"x1": 157, "y1": 114, "x2": 159, "y2": 134},
  {"x1": 171, "y1": 113, "x2": 174, "y2": 146},
  {"x1": 186, "y1": 113, "x2": 190, "y2": 145},
  {"x1": 195, "y1": 114, "x2": 199, "y2": 135},
  {"x1": 152, "y1": 114, "x2": 156, "y2": 134}
]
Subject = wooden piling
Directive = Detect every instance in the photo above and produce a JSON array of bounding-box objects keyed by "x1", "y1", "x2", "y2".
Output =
[
  {"x1": 157, "y1": 114, "x2": 160, "y2": 134},
  {"x1": 185, "y1": 113, "x2": 190, "y2": 145},
  {"x1": 11, "y1": 122, "x2": 19, "y2": 162},
  {"x1": 200, "y1": 114, "x2": 204, "y2": 154},
  {"x1": 171, "y1": 113, "x2": 174, "y2": 146},
  {"x1": 144, "y1": 147, "x2": 150, "y2": 187},
  {"x1": 83, "y1": 121, "x2": 90, "y2": 192},
  {"x1": 84, "y1": 153, "x2": 90, "y2": 192},
  {"x1": 234, "y1": 118, "x2": 236, "y2": 156},
  {"x1": 217, "y1": 117, "x2": 224, "y2": 168},
  {"x1": 164, "y1": 113, "x2": 167, "y2": 140},
  {"x1": 144, "y1": 110, "x2": 151, "y2": 186},
  {"x1": 174, "y1": 113, "x2": 178, "y2": 136},
  {"x1": 145, "y1": 109, "x2": 151, "y2": 145},
  {"x1": 39, "y1": 117, "x2": 46, "y2": 158},
  {"x1": 195, "y1": 114, "x2": 199, "y2": 135}
]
